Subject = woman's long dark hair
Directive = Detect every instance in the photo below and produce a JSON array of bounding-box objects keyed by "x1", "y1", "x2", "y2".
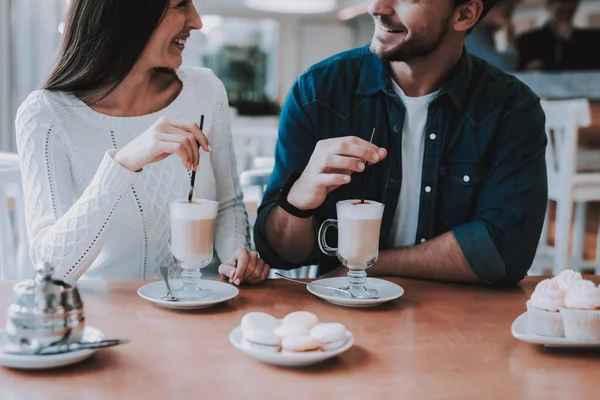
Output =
[{"x1": 43, "y1": 0, "x2": 170, "y2": 104}]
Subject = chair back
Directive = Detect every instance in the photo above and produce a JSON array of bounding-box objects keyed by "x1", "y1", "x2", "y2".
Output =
[
  {"x1": 540, "y1": 99, "x2": 591, "y2": 185},
  {"x1": 0, "y1": 152, "x2": 31, "y2": 280}
]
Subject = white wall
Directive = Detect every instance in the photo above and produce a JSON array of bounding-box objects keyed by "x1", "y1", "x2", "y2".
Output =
[
  {"x1": 277, "y1": 16, "x2": 356, "y2": 102},
  {"x1": 0, "y1": 0, "x2": 66, "y2": 152},
  {"x1": 0, "y1": 0, "x2": 11, "y2": 152}
]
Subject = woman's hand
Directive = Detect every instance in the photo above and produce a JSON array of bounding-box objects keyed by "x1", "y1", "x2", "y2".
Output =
[
  {"x1": 218, "y1": 248, "x2": 270, "y2": 285},
  {"x1": 114, "y1": 116, "x2": 210, "y2": 172}
]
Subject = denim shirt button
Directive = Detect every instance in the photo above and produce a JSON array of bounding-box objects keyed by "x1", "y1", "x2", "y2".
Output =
[
  {"x1": 393, "y1": 125, "x2": 399, "y2": 132},
  {"x1": 463, "y1": 175, "x2": 471, "y2": 183},
  {"x1": 420, "y1": 238, "x2": 427, "y2": 243},
  {"x1": 425, "y1": 186, "x2": 432, "y2": 193},
  {"x1": 429, "y1": 133, "x2": 436, "y2": 140}
]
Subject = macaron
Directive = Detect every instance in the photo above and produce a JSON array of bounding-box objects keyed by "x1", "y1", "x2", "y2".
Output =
[
  {"x1": 242, "y1": 328, "x2": 281, "y2": 353},
  {"x1": 274, "y1": 324, "x2": 309, "y2": 338},
  {"x1": 281, "y1": 334, "x2": 322, "y2": 353},
  {"x1": 309, "y1": 323, "x2": 347, "y2": 351},
  {"x1": 282, "y1": 311, "x2": 319, "y2": 329},
  {"x1": 241, "y1": 312, "x2": 280, "y2": 332}
]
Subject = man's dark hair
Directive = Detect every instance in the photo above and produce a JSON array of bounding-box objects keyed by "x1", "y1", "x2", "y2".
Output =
[{"x1": 455, "y1": 0, "x2": 499, "y2": 25}]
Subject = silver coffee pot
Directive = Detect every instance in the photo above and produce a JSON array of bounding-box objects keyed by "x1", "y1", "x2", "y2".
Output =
[{"x1": 5, "y1": 263, "x2": 85, "y2": 347}]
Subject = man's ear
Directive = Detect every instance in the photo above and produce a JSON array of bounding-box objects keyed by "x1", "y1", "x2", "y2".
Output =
[{"x1": 453, "y1": 0, "x2": 485, "y2": 33}]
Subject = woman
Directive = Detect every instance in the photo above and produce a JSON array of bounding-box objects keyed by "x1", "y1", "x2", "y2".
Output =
[{"x1": 15, "y1": 0, "x2": 269, "y2": 285}]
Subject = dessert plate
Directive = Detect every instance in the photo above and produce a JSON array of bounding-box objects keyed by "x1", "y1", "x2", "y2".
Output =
[
  {"x1": 511, "y1": 312, "x2": 600, "y2": 347},
  {"x1": 229, "y1": 326, "x2": 354, "y2": 367}
]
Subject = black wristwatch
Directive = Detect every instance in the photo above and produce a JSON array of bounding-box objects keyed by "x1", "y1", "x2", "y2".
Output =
[{"x1": 276, "y1": 172, "x2": 316, "y2": 219}]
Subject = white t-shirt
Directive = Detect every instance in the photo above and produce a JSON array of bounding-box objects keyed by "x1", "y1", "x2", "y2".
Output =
[{"x1": 388, "y1": 80, "x2": 438, "y2": 248}]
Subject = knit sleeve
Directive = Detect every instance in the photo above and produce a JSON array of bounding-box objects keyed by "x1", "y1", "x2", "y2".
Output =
[
  {"x1": 15, "y1": 91, "x2": 139, "y2": 281},
  {"x1": 207, "y1": 74, "x2": 250, "y2": 264}
]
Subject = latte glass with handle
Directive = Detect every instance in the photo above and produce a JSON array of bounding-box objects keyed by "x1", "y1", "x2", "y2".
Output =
[
  {"x1": 318, "y1": 199, "x2": 384, "y2": 299},
  {"x1": 169, "y1": 198, "x2": 219, "y2": 300}
]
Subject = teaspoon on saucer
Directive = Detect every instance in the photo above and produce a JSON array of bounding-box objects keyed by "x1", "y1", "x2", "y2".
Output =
[
  {"x1": 160, "y1": 266, "x2": 179, "y2": 302},
  {"x1": 274, "y1": 273, "x2": 379, "y2": 299}
]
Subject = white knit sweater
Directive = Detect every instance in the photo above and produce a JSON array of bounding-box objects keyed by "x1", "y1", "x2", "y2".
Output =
[{"x1": 15, "y1": 67, "x2": 249, "y2": 281}]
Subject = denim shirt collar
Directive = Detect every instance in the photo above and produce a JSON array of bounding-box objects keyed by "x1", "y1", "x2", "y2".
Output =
[{"x1": 355, "y1": 47, "x2": 472, "y2": 111}]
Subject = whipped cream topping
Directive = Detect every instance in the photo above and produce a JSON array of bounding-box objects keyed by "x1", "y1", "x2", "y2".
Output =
[
  {"x1": 564, "y1": 280, "x2": 600, "y2": 310},
  {"x1": 554, "y1": 270, "x2": 583, "y2": 292},
  {"x1": 530, "y1": 278, "x2": 565, "y2": 311}
]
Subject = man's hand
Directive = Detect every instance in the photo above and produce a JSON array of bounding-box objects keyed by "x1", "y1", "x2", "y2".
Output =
[{"x1": 287, "y1": 137, "x2": 387, "y2": 210}]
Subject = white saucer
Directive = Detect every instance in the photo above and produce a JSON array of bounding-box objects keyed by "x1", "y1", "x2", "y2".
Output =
[
  {"x1": 0, "y1": 326, "x2": 104, "y2": 370},
  {"x1": 511, "y1": 312, "x2": 600, "y2": 347},
  {"x1": 229, "y1": 326, "x2": 354, "y2": 367},
  {"x1": 137, "y1": 279, "x2": 239, "y2": 310},
  {"x1": 307, "y1": 277, "x2": 404, "y2": 308}
]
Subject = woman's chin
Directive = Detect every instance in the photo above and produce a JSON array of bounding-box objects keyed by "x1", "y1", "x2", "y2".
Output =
[{"x1": 161, "y1": 54, "x2": 184, "y2": 70}]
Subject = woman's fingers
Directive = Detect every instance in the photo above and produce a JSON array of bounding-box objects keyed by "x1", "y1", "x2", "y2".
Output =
[
  {"x1": 157, "y1": 141, "x2": 192, "y2": 168},
  {"x1": 167, "y1": 119, "x2": 211, "y2": 153},
  {"x1": 231, "y1": 249, "x2": 250, "y2": 285},
  {"x1": 158, "y1": 127, "x2": 199, "y2": 170},
  {"x1": 218, "y1": 263, "x2": 237, "y2": 280},
  {"x1": 248, "y1": 261, "x2": 270, "y2": 284},
  {"x1": 225, "y1": 249, "x2": 270, "y2": 285}
]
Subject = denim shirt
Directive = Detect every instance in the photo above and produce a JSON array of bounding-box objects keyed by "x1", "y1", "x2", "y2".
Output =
[{"x1": 254, "y1": 46, "x2": 548, "y2": 285}]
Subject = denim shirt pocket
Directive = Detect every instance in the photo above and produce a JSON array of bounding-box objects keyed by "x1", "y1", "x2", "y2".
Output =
[{"x1": 438, "y1": 159, "x2": 481, "y2": 230}]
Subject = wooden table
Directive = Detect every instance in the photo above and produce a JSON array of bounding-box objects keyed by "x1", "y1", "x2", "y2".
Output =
[{"x1": 1, "y1": 277, "x2": 599, "y2": 399}]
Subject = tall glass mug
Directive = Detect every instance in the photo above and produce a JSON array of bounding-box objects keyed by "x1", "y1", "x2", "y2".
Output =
[
  {"x1": 169, "y1": 199, "x2": 219, "y2": 300},
  {"x1": 318, "y1": 200, "x2": 384, "y2": 299}
]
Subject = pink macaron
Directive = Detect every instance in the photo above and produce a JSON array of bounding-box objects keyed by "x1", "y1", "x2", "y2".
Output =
[
  {"x1": 281, "y1": 334, "x2": 322, "y2": 353},
  {"x1": 274, "y1": 324, "x2": 309, "y2": 338},
  {"x1": 309, "y1": 323, "x2": 347, "y2": 351},
  {"x1": 282, "y1": 311, "x2": 319, "y2": 329}
]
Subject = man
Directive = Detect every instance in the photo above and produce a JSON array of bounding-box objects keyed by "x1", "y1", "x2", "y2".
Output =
[
  {"x1": 465, "y1": 0, "x2": 520, "y2": 71},
  {"x1": 517, "y1": 0, "x2": 600, "y2": 70},
  {"x1": 254, "y1": 0, "x2": 547, "y2": 285}
]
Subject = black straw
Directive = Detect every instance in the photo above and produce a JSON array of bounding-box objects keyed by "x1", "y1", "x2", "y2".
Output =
[
  {"x1": 361, "y1": 128, "x2": 376, "y2": 205},
  {"x1": 188, "y1": 114, "x2": 205, "y2": 203}
]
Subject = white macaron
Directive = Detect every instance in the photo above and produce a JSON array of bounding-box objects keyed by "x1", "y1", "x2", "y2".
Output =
[
  {"x1": 242, "y1": 328, "x2": 281, "y2": 353},
  {"x1": 241, "y1": 312, "x2": 280, "y2": 332},
  {"x1": 309, "y1": 323, "x2": 347, "y2": 351}
]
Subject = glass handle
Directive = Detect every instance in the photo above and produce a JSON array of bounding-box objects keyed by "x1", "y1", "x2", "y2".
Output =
[{"x1": 318, "y1": 219, "x2": 338, "y2": 257}]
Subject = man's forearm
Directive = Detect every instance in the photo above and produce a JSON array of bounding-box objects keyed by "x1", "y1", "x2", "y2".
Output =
[
  {"x1": 265, "y1": 206, "x2": 315, "y2": 264},
  {"x1": 370, "y1": 231, "x2": 480, "y2": 283}
]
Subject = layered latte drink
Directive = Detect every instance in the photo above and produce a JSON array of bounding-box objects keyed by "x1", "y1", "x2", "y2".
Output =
[
  {"x1": 318, "y1": 199, "x2": 385, "y2": 299},
  {"x1": 169, "y1": 199, "x2": 219, "y2": 270}
]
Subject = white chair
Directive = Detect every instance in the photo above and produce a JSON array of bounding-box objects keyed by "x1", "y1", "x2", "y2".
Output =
[
  {"x1": 538, "y1": 99, "x2": 600, "y2": 275},
  {"x1": 231, "y1": 116, "x2": 278, "y2": 174},
  {"x1": 0, "y1": 152, "x2": 31, "y2": 280},
  {"x1": 239, "y1": 163, "x2": 317, "y2": 279}
]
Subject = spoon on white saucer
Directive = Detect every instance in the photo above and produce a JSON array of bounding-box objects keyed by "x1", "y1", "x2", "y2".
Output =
[
  {"x1": 160, "y1": 266, "x2": 179, "y2": 302},
  {"x1": 274, "y1": 273, "x2": 379, "y2": 299}
]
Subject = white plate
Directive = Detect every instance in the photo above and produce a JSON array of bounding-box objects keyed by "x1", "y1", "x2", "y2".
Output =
[
  {"x1": 137, "y1": 279, "x2": 239, "y2": 310},
  {"x1": 511, "y1": 312, "x2": 600, "y2": 347},
  {"x1": 0, "y1": 326, "x2": 104, "y2": 370},
  {"x1": 307, "y1": 277, "x2": 404, "y2": 308},
  {"x1": 229, "y1": 326, "x2": 354, "y2": 367}
]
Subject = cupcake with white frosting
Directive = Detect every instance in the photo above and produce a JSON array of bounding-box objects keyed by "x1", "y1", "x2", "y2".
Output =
[
  {"x1": 526, "y1": 278, "x2": 566, "y2": 337},
  {"x1": 560, "y1": 281, "x2": 600, "y2": 341},
  {"x1": 554, "y1": 270, "x2": 584, "y2": 293}
]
